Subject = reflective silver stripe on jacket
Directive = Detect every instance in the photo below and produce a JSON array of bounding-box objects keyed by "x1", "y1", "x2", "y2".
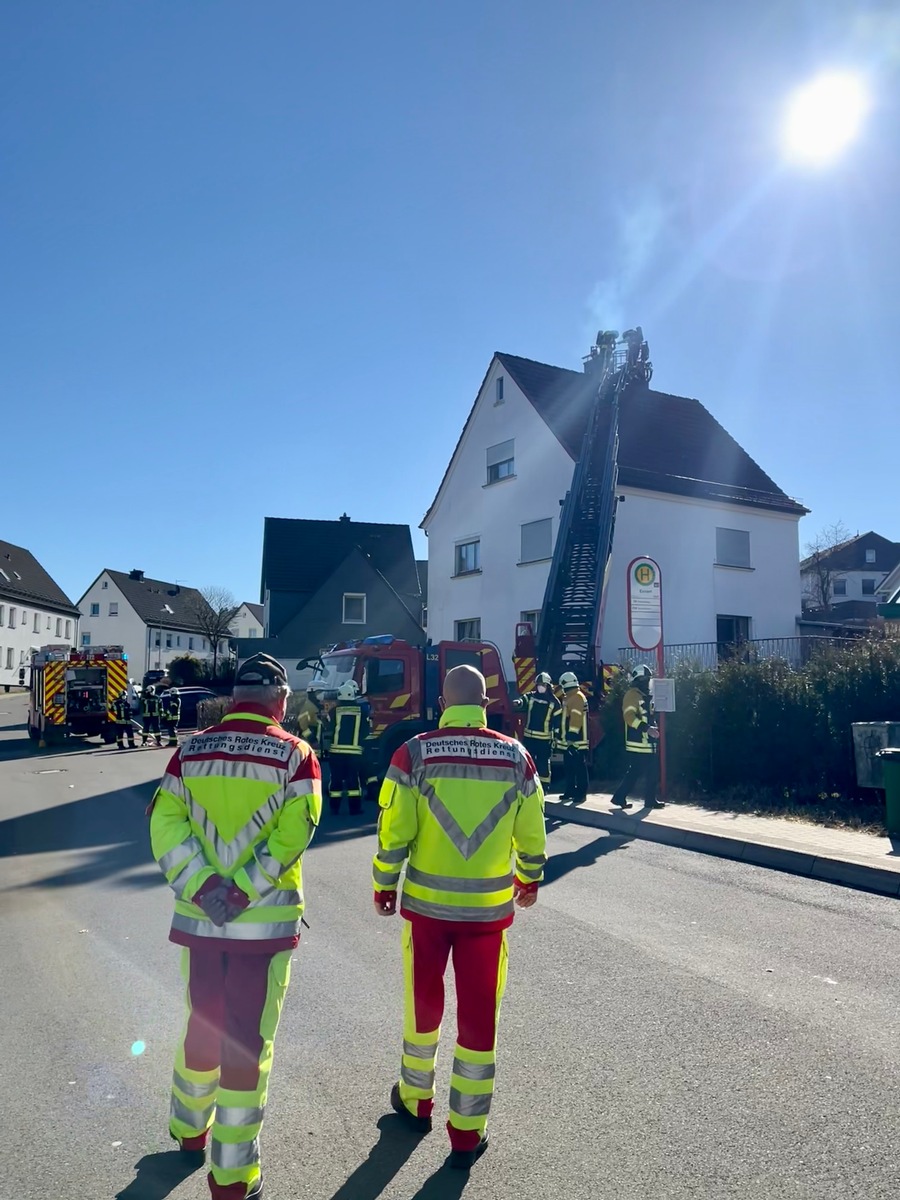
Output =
[
  {"x1": 211, "y1": 1137, "x2": 260, "y2": 1168},
  {"x1": 403, "y1": 1039, "x2": 437, "y2": 1061},
  {"x1": 406, "y1": 865, "x2": 513, "y2": 894},
  {"x1": 171, "y1": 913, "x2": 300, "y2": 940},
  {"x1": 374, "y1": 866, "x2": 402, "y2": 887},
  {"x1": 400, "y1": 895, "x2": 514, "y2": 922},
  {"x1": 452, "y1": 1058, "x2": 495, "y2": 1081},
  {"x1": 422, "y1": 763, "x2": 520, "y2": 784},
  {"x1": 518, "y1": 851, "x2": 546, "y2": 865},
  {"x1": 418, "y1": 779, "x2": 519, "y2": 861},
  {"x1": 169, "y1": 852, "x2": 207, "y2": 898},
  {"x1": 449, "y1": 1087, "x2": 493, "y2": 1117},
  {"x1": 173, "y1": 1070, "x2": 218, "y2": 1099},
  {"x1": 376, "y1": 845, "x2": 409, "y2": 865},
  {"x1": 384, "y1": 762, "x2": 413, "y2": 788},
  {"x1": 170, "y1": 1095, "x2": 214, "y2": 1129},
  {"x1": 158, "y1": 838, "x2": 204, "y2": 875},
  {"x1": 400, "y1": 1064, "x2": 435, "y2": 1091},
  {"x1": 216, "y1": 1104, "x2": 264, "y2": 1128},
  {"x1": 516, "y1": 863, "x2": 543, "y2": 881}
]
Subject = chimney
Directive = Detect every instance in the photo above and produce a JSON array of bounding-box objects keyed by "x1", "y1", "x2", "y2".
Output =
[
  {"x1": 339, "y1": 513, "x2": 351, "y2": 522},
  {"x1": 129, "y1": 569, "x2": 144, "y2": 581}
]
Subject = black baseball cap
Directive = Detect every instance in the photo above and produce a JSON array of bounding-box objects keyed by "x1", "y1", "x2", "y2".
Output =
[{"x1": 235, "y1": 653, "x2": 288, "y2": 687}]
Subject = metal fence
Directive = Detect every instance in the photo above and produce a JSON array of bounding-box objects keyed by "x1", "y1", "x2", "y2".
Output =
[{"x1": 617, "y1": 635, "x2": 856, "y2": 673}]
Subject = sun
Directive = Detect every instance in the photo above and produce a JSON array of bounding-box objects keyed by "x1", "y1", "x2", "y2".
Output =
[{"x1": 781, "y1": 70, "x2": 870, "y2": 166}]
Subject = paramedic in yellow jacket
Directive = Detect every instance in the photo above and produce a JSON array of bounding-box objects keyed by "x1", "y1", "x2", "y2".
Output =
[
  {"x1": 558, "y1": 671, "x2": 589, "y2": 802},
  {"x1": 611, "y1": 663, "x2": 663, "y2": 809},
  {"x1": 372, "y1": 665, "x2": 547, "y2": 1170},
  {"x1": 149, "y1": 653, "x2": 321, "y2": 1200}
]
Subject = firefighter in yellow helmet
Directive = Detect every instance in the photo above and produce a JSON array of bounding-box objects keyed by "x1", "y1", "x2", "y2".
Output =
[
  {"x1": 611, "y1": 663, "x2": 663, "y2": 809},
  {"x1": 148, "y1": 653, "x2": 321, "y2": 1200},
  {"x1": 557, "y1": 671, "x2": 589, "y2": 802},
  {"x1": 326, "y1": 679, "x2": 371, "y2": 816},
  {"x1": 372, "y1": 665, "x2": 547, "y2": 1169}
]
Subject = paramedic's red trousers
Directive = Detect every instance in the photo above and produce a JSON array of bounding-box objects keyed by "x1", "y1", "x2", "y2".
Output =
[
  {"x1": 397, "y1": 917, "x2": 509, "y2": 1150},
  {"x1": 169, "y1": 946, "x2": 292, "y2": 1199}
]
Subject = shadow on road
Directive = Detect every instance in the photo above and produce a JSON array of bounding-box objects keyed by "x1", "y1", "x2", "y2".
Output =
[
  {"x1": 541, "y1": 828, "x2": 631, "y2": 887},
  {"x1": 326, "y1": 1113, "x2": 422, "y2": 1200},
  {"x1": 115, "y1": 1149, "x2": 202, "y2": 1199},
  {"x1": 408, "y1": 1164, "x2": 470, "y2": 1200}
]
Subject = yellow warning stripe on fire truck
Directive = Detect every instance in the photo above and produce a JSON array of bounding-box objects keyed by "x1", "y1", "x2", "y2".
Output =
[
  {"x1": 44, "y1": 662, "x2": 66, "y2": 723},
  {"x1": 105, "y1": 659, "x2": 128, "y2": 716}
]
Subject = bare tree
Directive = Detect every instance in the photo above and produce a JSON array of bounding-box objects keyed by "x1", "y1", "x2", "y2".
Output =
[
  {"x1": 190, "y1": 585, "x2": 240, "y2": 677},
  {"x1": 802, "y1": 521, "x2": 851, "y2": 612}
]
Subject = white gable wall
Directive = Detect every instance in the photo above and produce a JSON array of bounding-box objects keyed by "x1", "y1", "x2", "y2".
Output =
[{"x1": 426, "y1": 358, "x2": 803, "y2": 678}]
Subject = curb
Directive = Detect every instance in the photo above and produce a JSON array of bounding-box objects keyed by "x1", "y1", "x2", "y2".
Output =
[{"x1": 544, "y1": 799, "x2": 900, "y2": 900}]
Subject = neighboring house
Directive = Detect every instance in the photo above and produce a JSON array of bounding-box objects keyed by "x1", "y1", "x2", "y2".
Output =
[
  {"x1": 423, "y1": 351, "x2": 808, "y2": 675},
  {"x1": 800, "y1": 531, "x2": 900, "y2": 611},
  {"x1": 416, "y1": 560, "x2": 428, "y2": 631},
  {"x1": 0, "y1": 539, "x2": 80, "y2": 686},
  {"x1": 236, "y1": 516, "x2": 425, "y2": 687},
  {"x1": 77, "y1": 569, "x2": 224, "y2": 678},
  {"x1": 233, "y1": 602, "x2": 265, "y2": 640},
  {"x1": 877, "y1": 559, "x2": 900, "y2": 607}
]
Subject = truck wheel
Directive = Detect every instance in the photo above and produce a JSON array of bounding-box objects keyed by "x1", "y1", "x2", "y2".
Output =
[
  {"x1": 27, "y1": 724, "x2": 39, "y2": 741},
  {"x1": 101, "y1": 728, "x2": 117, "y2": 745}
]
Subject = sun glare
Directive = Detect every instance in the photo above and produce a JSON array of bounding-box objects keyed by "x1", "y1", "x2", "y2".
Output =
[{"x1": 781, "y1": 70, "x2": 870, "y2": 166}]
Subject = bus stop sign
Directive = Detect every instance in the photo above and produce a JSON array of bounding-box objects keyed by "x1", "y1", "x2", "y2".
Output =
[{"x1": 627, "y1": 557, "x2": 663, "y2": 651}]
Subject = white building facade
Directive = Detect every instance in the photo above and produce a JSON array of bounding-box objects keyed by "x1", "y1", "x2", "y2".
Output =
[
  {"x1": 424, "y1": 353, "x2": 805, "y2": 678},
  {"x1": 77, "y1": 570, "x2": 221, "y2": 680},
  {"x1": 0, "y1": 539, "x2": 80, "y2": 687},
  {"x1": 233, "y1": 602, "x2": 265, "y2": 640}
]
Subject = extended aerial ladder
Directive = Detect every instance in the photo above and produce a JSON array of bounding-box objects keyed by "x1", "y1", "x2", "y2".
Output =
[{"x1": 513, "y1": 327, "x2": 652, "y2": 701}]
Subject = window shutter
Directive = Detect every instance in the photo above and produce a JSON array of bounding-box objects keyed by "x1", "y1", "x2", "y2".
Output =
[
  {"x1": 521, "y1": 518, "x2": 552, "y2": 563},
  {"x1": 716, "y1": 528, "x2": 751, "y2": 568},
  {"x1": 486, "y1": 439, "x2": 514, "y2": 467}
]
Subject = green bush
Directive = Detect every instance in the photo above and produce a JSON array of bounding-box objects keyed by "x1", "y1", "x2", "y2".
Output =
[
  {"x1": 168, "y1": 654, "x2": 206, "y2": 686},
  {"x1": 195, "y1": 691, "x2": 309, "y2": 734}
]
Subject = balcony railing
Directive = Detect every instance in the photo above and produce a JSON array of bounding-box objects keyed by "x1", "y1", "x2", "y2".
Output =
[{"x1": 617, "y1": 635, "x2": 858, "y2": 673}]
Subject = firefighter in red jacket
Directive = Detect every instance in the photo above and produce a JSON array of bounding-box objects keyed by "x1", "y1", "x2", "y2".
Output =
[
  {"x1": 148, "y1": 653, "x2": 321, "y2": 1200},
  {"x1": 373, "y1": 665, "x2": 547, "y2": 1168}
]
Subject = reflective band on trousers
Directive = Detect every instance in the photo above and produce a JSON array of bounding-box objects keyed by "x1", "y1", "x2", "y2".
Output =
[
  {"x1": 401, "y1": 894, "x2": 514, "y2": 922},
  {"x1": 173, "y1": 1070, "x2": 218, "y2": 1099},
  {"x1": 159, "y1": 838, "x2": 204, "y2": 875},
  {"x1": 216, "y1": 1104, "x2": 264, "y2": 1127},
  {"x1": 401, "y1": 1064, "x2": 435, "y2": 1090},
  {"x1": 171, "y1": 913, "x2": 300, "y2": 940},
  {"x1": 211, "y1": 1137, "x2": 260, "y2": 1168},
  {"x1": 452, "y1": 1058, "x2": 495, "y2": 1081},
  {"x1": 377, "y1": 845, "x2": 409, "y2": 865},
  {"x1": 406, "y1": 865, "x2": 513, "y2": 894},
  {"x1": 170, "y1": 1095, "x2": 214, "y2": 1128},
  {"x1": 403, "y1": 1039, "x2": 437, "y2": 1060},
  {"x1": 449, "y1": 1087, "x2": 493, "y2": 1117}
]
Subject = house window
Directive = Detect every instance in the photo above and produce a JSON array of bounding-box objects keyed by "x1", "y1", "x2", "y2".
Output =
[
  {"x1": 154, "y1": 633, "x2": 161, "y2": 647},
  {"x1": 363, "y1": 658, "x2": 406, "y2": 696},
  {"x1": 715, "y1": 528, "x2": 751, "y2": 569},
  {"x1": 65, "y1": 620, "x2": 71, "y2": 639},
  {"x1": 520, "y1": 518, "x2": 552, "y2": 563},
  {"x1": 202, "y1": 639, "x2": 207, "y2": 650},
  {"x1": 832, "y1": 579, "x2": 847, "y2": 597},
  {"x1": 0, "y1": 606, "x2": 4, "y2": 626},
  {"x1": 176, "y1": 636, "x2": 181, "y2": 648},
  {"x1": 520, "y1": 609, "x2": 541, "y2": 629},
  {"x1": 33, "y1": 613, "x2": 40, "y2": 633},
  {"x1": 5, "y1": 648, "x2": 13, "y2": 669},
  {"x1": 46, "y1": 616, "x2": 51, "y2": 629},
  {"x1": 8, "y1": 607, "x2": 15, "y2": 628},
  {"x1": 189, "y1": 637, "x2": 194, "y2": 650},
  {"x1": 716, "y1": 615, "x2": 751, "y2": 661},
  {"x1": 495, "y1": 376, "x2": 504, "y2": 403},
  {"x1": 166, "y1": 634, "x2": 173, "y2": 649},
  {"x1": 486, "y1": 440, "x2": 515, "y2": 484},
  {"x1": 56, "y1": 618, "x2": 62, "y2": 636},
  {"x1": 342, "y1": 593, "x2": 366, "y2": 624},
  {"x1": 249, "y1": 628, "x2": 257, "y2": 638},
  {"x1": 455, "y1": 618, "x2": 481, "y2": 641},
  {"x1": 109, "y1": 602, "x2": 118, "y2": 616},
  {"x1": 81, "y1": 633, "x2": 91, "y2": 647},
  {"x1": 90, "y1": 603, "x2": 100, "y2": 617},
  {"x1": 454, "y1": 540, "x2": 481, "y2": 576},
  {"x1": 21, "y1": 610, "x2": 27, "y2": 627},
  {"x1": 102, "y1": 580, "x2": 109, "y2": 588},
  {"x1": 866, "y1": 549, "x2": 876, "y2": 564},
  {"x1": 862, "y1": 578, "x2": 877, "y2": 596}
]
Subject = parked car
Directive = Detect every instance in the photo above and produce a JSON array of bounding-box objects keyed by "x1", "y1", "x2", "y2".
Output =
[
  {"x1": 142, "y1": 669, "x2": 170, "y2": 691},
  {"x1": 170, "y1": 687, "x2": 219, "y2": 729},
  {"x1": 128, "y1": 680, "x2": 142, "y2": 713}
]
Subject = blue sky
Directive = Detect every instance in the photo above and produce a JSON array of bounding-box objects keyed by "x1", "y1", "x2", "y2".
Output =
[{"x1": 2, "y1": 1, "x2": 898, "y2": 606}]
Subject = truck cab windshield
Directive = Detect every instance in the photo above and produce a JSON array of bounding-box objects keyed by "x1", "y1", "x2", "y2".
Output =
[{"x1": 310, "y1": 655, "x2": 358, "y2": 693}]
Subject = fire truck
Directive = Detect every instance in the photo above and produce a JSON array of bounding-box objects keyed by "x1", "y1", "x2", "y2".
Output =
[
  {"x1": 27, "y1": 644, "x2": 129, "y2": 745},
  {"x1": 512, "y1": 327, "x2": 653, "y2": 750},
  {"x1": 300, "y1": 634, "x2": 516, "y2": 772}
]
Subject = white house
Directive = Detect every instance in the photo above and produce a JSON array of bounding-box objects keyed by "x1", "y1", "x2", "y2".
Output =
[
  {"x1": 800, "y1": 531, "x2": 900, "y2": 611},
  {"x1": 423, "y1": 351, "x2": 808, "y2": 676},
  {"x1": 0, "y1": 539, "x2": 80, "y2": 687},
  {"x1": 233, "y1": 602, "x2": 265, "y2": 640},
  {"x1": 77, "y1": 569, "x2": 224, "y2": 679}
]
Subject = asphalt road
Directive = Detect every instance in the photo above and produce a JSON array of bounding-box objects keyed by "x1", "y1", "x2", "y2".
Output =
[{"x1": 2, "y1": 693, "x2": 900, "y2": 1200}]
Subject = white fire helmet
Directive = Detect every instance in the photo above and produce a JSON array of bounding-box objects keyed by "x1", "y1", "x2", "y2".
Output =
[
  {"x1": 337, "y1": 680, "x2": 360, "y2": 700},
  {"x1": 559, "y1": 671, "x2": 579, "y2": 690}
]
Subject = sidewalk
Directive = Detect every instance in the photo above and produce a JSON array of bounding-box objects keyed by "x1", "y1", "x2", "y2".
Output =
[{"x1": 546, "y1": 791, "x2": 900, "y2": 898}]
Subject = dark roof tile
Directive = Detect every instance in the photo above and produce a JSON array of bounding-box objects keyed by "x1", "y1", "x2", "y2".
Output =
[
  {"x1": 103, "y1": 571, "x2": 213, "y2": 631},
  {"x1": 0, "y1": 540, "x2": 79, "y2": 614}
]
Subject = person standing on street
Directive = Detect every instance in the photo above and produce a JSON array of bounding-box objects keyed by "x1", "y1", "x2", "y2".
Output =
[
  {"x1": 611, "y1": 663, "x2": 663, "y2": 810},
  {"x1": 372, "y1": 665, "x2": 547, "y2": 1169},
  {"x1": 141, "y1": 685, "x2": 163, "y2": 747},
  {"x1": 326, "y1": 680, "x2": 370, "y2": 815},
  {"x1": 113, "y1": 689, "x2": 137, "y2": 750},
  {"x1": 557, "y1": 671, "x2": 589, "y2": 802},
  {"x1": 514, "y1": 671, "x2": 561, "y2": 790},
  {"x1": 149, "y1": 652, "x2": 321, "y2": 1200},
  {"x1": 161, "y1": 688, "x2": 182, "y2": 748}
]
